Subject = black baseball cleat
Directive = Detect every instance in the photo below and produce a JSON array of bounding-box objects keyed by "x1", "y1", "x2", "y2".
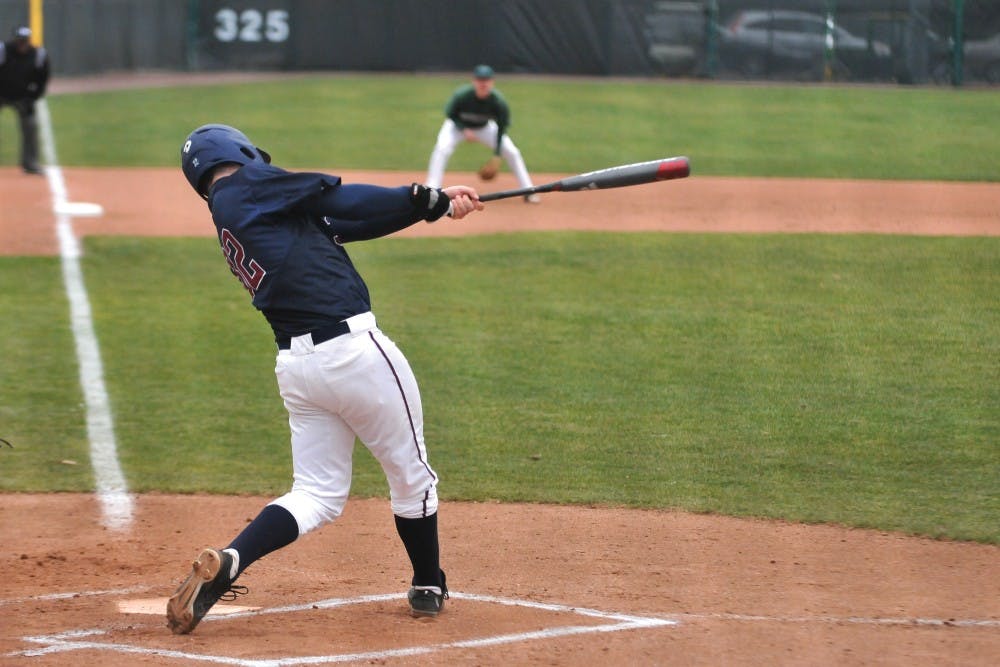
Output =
[
  {"x1": 407, "y1": 570, "x2": 449, "y2": 618},
  {"x1": 166, "y1": 548, "x2": 247, "y2": 634}
]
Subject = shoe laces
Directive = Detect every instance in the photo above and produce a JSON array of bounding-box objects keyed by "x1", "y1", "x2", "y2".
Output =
[
  {"x1": 218, "y1": 584, "x2": 249, "y2": 602},
  {"x1": 412, "y1": 587, "x2": 447, "y2": 604}
]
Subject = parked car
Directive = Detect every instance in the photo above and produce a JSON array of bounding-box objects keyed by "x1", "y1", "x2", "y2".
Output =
[
  {"x1": 930, "y1": 32, "x2": 1000, "y2": 85},
  {"x1": 964, "y1": 32, "x2": 1000, "y2": 83},
  {"x1": 644, "y1": 1, "x2": 707, "y2": 77},
  {"x1": 918, "y1": 28, "x2": 955, "y2": 84},
  {"x1": 718, "y1": 9, "x2": 892, "y2": 81}
]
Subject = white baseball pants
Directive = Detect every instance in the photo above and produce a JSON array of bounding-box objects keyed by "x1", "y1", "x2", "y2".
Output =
[
  {"x1": 270, "y1": 312, "x2": 439, "y2": 534},
  {"x1": 426, "y1": 118, "x2": 534, "y2": 189}
]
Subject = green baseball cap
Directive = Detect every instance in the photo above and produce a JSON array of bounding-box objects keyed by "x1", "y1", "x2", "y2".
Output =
[{"x1": 473, "y1": 64, "x2": 494, "y2": 80}]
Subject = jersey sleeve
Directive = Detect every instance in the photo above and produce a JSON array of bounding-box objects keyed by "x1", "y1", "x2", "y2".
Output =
[
  {"x1": 226, "y1": 165, "x2": 438, "y2": 244},
  {"x1": 34, "y1": 48, "x2": 50, "y2": 98},
  {"x1": 241, "y1": 166, "x2": 343, "y2": 215},
  {"x1": 299, "y1": 183, "x2": 426, "y2": 243}
]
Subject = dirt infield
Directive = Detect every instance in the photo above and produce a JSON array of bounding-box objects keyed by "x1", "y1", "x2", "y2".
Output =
[
  {"x1": 1, "y1": 166, "x2": 998, "y2": 665},
  {"x1": 3, "y1": 167, "x2": 999, "y2": 255},
  {"x1": 3, "y1": 494, "x2": 999, "y2": 666}
]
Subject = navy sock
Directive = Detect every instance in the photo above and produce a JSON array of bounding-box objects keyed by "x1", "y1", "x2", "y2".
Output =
[
  {"x1": 227, "y1": 504, "x2": 299, "y2": 577},
  {"x1": 394, "y1": 512, "x2": 442, "y2": 588}
]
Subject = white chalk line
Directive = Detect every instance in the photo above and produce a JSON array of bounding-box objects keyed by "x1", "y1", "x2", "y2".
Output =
[
  {"x1": 4, "y1": 585, "x2": 992, "y2": 630},
  {"x1": 8, "y1": 589, "x2": 998, "y2": 665},
  {"x1": 8, "y1": 591, "x2": 677, "y2": 665},
  {"x1": 37, "y1": 99, "x2": 133, "y2": 530},
  {"x1": 666, "y1": 611, "x2": 1000, "y2": 628},
  {"x1": 7, "y1": 586, "x2": 998, "y2": 665}
]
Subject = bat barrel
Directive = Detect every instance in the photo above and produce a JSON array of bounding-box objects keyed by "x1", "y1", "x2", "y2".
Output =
[
  {"x1": 656, "y1": 156, "x2": 690, "y2": 180},
  {"x1": 559, "y1": 156, "x2": 690, "y2": 192},
  {"x1": 479, "y1": 156, "x2": 690, "y2": 202}
]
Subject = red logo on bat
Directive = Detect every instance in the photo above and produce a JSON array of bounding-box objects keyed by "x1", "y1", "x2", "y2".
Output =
[{"x1": 656, "y1": 158, "x2": 690, "y2": 180}]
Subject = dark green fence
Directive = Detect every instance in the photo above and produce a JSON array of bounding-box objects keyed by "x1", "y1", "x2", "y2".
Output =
[{"x1": 0, "y1": 0, "x2": 995, "y2": 85}]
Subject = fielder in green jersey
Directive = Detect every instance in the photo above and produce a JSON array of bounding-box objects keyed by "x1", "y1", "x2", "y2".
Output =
[{"x1": 426, "y1": 64, "x2": 539, "y2": 203}]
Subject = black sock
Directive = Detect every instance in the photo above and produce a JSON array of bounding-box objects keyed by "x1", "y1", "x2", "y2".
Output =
[
  {"x1": 394, "y1": 512, "x2": 442, "y2": 587},
  {"x1": 227, "y1": 504, "x2": 299, "y2": 577}
]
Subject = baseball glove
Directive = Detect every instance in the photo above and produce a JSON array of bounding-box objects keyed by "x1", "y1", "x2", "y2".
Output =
[{"x1": 477, "y1": 155, "x2": 502, "y2": 181}]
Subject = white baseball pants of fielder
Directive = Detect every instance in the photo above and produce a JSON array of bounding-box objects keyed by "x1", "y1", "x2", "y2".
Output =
[
  {"x1": 269, "y1": 312, "x2": 439, "y2": 534},
  {"x1": 426, "y1": 118, "x2": 535, "y2": 189}
]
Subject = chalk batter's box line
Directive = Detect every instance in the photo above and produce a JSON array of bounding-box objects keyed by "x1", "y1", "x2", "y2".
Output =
[
  {"x1": 669, "y1": 611, "x2": 1000, "y2": 628},
  {"x1": 12, "y1": 591, "x2": 678, "y2": 665}
]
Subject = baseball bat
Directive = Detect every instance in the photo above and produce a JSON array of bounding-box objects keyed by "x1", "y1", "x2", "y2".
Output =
[{"x1": 478, "y1": 156, "x2": 690, "y2": 202}]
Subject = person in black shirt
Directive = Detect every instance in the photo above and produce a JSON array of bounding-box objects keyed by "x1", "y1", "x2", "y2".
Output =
[
  {"x1": 0, "y1": 26, "x2": 49, "y2": 174},
  {"x1": 168, "y1": 124, "x2": 484, "y2": 634}
]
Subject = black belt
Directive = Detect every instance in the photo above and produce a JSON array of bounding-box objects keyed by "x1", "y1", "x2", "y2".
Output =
[{"x1": 276, "y1": 320, "x2": 351, "y2": 350}]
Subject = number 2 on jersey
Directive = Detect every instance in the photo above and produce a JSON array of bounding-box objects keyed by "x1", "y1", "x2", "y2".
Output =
[{"x1": 220, "y1": 228, "x2": 266, "y2": 296}]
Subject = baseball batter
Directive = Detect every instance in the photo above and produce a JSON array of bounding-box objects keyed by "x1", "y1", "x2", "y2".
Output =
[
  {"x1": 168, "y1": 124, "x2": 483, "y2": 634},
  {"x1": 426, "y1": 64, "x2": 540, "y2": 203}
]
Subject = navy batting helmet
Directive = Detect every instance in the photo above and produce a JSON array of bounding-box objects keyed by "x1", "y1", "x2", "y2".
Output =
[{"x1": 181, "y1": 124, "x2": 271, "y2": 199}]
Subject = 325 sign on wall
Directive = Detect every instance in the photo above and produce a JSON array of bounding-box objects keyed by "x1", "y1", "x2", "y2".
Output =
[
  {"x1": 198, "y1": 1, "x2": 292, "y2": 67},
  {"x1": 213, "y1": 7, "x2": 290, "y2": 43}
]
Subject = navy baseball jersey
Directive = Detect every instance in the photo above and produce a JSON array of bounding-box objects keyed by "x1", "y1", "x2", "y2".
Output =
[{"x1": 207, "y1": 162, "x2": 426, "y2": 341}]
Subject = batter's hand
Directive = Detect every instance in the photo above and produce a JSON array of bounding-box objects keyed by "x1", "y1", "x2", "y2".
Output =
[{"x1": 443, "y1": 185, "x2": 484, "y2": 220}]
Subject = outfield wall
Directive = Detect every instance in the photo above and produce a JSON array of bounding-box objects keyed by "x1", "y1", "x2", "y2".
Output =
[{"x1": 0, "y1": 0, "x2": 997, "y2": 84}]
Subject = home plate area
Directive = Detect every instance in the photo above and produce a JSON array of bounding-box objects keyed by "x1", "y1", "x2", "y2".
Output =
[{"x1": 20, "y1": 592, "x2": 677, "y2": 664}]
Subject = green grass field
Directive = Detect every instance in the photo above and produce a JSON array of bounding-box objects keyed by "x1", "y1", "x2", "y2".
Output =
[
  {"x1": 33, "y1": 74, "x2": 1000, "y2": 180},
  {"x1": 0, "y1": 76, "x2": 997, "y2": 543}
]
